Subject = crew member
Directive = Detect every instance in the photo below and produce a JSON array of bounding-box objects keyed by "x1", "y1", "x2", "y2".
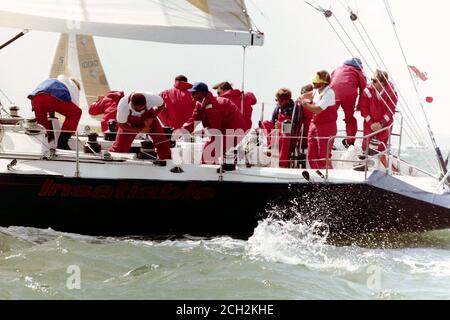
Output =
[
  {"x1": 159, "y1": 75, "x2": 196, "y2": 129},
  {"x1": 110, "y1": 92, "x2": 172, "y2": 160},
  {"x1": 28, "y1": 75, "x2": 82, "y2": 150},
  {"x1": 182, "y1": 82, "x2": 245, "y2": 164},
  {"x1": 358, "y1": 69, "x2": 398, "y2": 161},
  {"x1": 88, "y1": 91, "x2": 125, "y2": 132},
  {"x1": 330, "y1": 58, "x2": 367, "y2": 147},
  {"x1": 260, "y1": 88, "x2": 296, "y2": 168},
  {"x1": 213, "y1": 81, "x2": 257, "y2": 132},
  {"x1": 301, "y1": 71, "x2": 338, "y2": 169}
]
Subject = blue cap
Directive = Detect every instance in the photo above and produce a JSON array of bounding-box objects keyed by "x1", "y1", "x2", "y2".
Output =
[
  {"x1": 344, "y1": 58, "x2": 363, "y2": 70},
  {"x1": 188, "y1": 82, "x2": 209, "y2": 93}
]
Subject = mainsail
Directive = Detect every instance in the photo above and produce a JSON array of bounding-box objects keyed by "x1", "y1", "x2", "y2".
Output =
[{"x1": 0, "y1": 0, "x2": 263, "y2": 46}]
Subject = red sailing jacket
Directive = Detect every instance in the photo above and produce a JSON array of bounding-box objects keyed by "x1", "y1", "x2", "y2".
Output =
[
  {"x1": 358, "y1": 83, "x2": 398, "y2": 127},
  {"x1": 330, "y1": 65, "x2": 367, "y2": 101},
  {"x1": 220, "y1": 89, "x2": 257, "y2": 131},
  {"x1": 183, "y1": 92, "x2": 245, "y2": 134},
  {"x1": 380, "y1": 81, "x2": 398, "y2": 127},
  {"x1": 159, "y1": 81, "x2": 195, "y2": 129},
  {"x1": 88, "y1": 91, "x2": 125, "y2": 132}
]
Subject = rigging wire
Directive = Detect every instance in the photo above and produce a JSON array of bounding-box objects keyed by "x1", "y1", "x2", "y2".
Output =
[
  {"x1": 240, "y1": 0, "x2": 261, "y2": 33},
  {"x1": 0, "y1": 89, "x2": 14, "y2": 106},
  {"x1": 308, "y1": 1, "x2": 428, "y2": 154},
  {"x1": 247, "y1": 0, "x2": 266, "y2": 18},
  {"x1": 342, "y1": 1, "x2": 439, "y2": 171},
  {"x1": 334, "y1": 1, "x2": 439, "y2": 171},
  {"x1": 383, "y1": 0, "x2": 447, "y2": 177},
  {"x1": 303, "y1": 0, "x2": 439, "y2": 172},
  {"x1": 305, "y1": 1, "x2": 355, "y2": 55},
  {"x1": 313, "y1": 5, "x2": 411, "y2": 136},
  {"x1": 337, "y1": 4, "x2": 431, "y2": 146},
  {"x1": 313, "y1": 0, "x2": 432, "y2": 151}
]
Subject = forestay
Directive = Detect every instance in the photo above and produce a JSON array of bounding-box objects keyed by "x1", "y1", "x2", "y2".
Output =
[{"x1": 0, "y1": 0, "x2": 263, "y2": 46}]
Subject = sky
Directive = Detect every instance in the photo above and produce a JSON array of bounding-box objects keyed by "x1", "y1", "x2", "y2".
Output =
[{"x1": 0, "y1": 0, "x2": 449, "y2": 147}]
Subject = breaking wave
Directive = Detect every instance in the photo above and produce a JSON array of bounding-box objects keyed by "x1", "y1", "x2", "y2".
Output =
[{"x1": 247, "y1": 218, "x2": 330, "y2": 266}]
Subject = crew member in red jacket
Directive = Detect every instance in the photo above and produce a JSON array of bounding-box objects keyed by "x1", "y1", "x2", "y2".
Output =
[
  {"x1": 159, "y1": 75, "x2": 196, "y2": 129},
  {"x1": 330, "y1": 58, "x2": 367, "y2": 147},
  {"x1": 110, "y1": 92, "x2": 172, "y2": 160},
  {"x1": 358, "y1": 69, "x2": 398, "y2": 156},
  {"x1": 88, "y1": 91, "x2": 125, "y2": 132},
  {"x1": 182, "y1": 82, "x2": 245, "y2": 164},
  {"x1": 301, "y1": 71, "x2": 338, "y2": 169},
  {"x1": 213, "y1": 81, "x2": 257, "y2": 132}
]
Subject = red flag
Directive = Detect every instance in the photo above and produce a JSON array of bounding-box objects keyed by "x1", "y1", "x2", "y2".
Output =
[
  {"x1": 409, "y1": 65, "x2": 428, "y2": 81},
  {"x1": 425, "y1": 96, "x2": 433, "y2": 103}
]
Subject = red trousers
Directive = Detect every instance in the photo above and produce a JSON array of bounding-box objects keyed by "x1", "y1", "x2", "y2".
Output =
[
  {"x1": 260, "y1": 120, "x2": 295, "y2": 168},
  {"x1": 31, "y1": 94, "x2": 81, "y2": 134},
  {"x1": 307, "y1": 122, "x2": 337, "y2": 169},
  {"x1": 110, "y1": 120, "x2": 172, "y2": 160},
  {"x1": 261, "y1": 120, "x2": 276, "y2": 147},
  {"x1": 362, "y1": 123, "x2": 390, "y2": 153},
  {"x1": 336, "y1": 96, "x2": 358, "y2": 144}
]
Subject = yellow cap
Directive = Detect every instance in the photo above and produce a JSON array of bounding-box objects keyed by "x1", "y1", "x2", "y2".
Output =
[{"x1": 312, "y1": 74, "x2": 329, "y2": 85}]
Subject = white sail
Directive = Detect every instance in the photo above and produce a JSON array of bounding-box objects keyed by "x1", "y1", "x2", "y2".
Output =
[
  {"x1": 0, "y1": 0, "x2": 263, "y2": 46},
  {"x1": 50, "y1": 34, "x2": 110, "y2": 107},
  {"x1": 49, "y1": 34, "x2": 70, "y2": 79},
  {"x1": 48, "y1": 33, "x2": 111, "y2": 131}
]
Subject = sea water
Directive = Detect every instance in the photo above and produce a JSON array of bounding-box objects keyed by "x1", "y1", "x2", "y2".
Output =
[{"x1": 0, "y1": 148, "x2": 449, "y2": 300}]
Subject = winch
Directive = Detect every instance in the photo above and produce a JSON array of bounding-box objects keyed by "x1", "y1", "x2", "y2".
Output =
[{"x1": 84, "y1": 132, "x2": 102, "y2": 153}]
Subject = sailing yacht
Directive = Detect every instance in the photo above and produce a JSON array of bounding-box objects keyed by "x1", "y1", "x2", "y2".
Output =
[{"x1": 0, "y1": 0, "x2": 449, "y2": 239}]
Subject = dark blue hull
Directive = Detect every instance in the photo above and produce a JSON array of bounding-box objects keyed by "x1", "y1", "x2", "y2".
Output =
[{"x1": 1, "y1": 173, "x2": 449, "y2": 238}]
